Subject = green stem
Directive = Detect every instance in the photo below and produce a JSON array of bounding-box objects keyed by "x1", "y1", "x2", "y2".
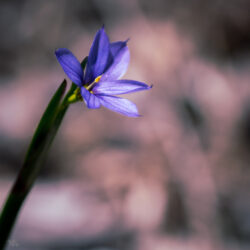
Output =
[
  {"x1": 0, "y1": 57, "x2": 87, "y2": 249},
  {"x1": 0, "y1": 82, "x2": 76, "y2": 249}
]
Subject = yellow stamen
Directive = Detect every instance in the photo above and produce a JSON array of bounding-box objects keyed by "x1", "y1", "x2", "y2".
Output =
[{"x1": 86, "y1": 75, "x2": 102, "y2": 90}]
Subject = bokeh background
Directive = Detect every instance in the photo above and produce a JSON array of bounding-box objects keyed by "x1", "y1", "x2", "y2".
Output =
[{"x1": 1, "y1": 0, "x2": 250, "y2": 249}]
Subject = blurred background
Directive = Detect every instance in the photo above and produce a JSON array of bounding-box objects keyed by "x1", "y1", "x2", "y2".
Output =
[{"x1": 1, "y1": 0, "x2": 250, "y2": 249}]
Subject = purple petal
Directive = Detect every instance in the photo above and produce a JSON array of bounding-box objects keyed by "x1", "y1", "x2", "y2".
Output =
[
  {"x1": 55, "y1": 48, "x2": 83, "y2": 86},
  {"x1": 101, "y1": 43, "x2": 130, "y2": 81},
  {"x1": 81, "y1": 87, "x2": 101, "y2": 109},
  {"x1": 92, "y1": 79, "x2": 151, "y2": 95},
  {"x1": 110, "y1": 41, "x2": 128, "y2": 57},
  {"x1": 85, "y1": 27, "x2": 112, "y2": 84},
  {"x1": 97, "y1": 95, "x2": 140, "y2": 117}
]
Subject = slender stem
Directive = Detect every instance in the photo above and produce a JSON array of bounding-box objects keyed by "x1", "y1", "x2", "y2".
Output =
[
  {"x1": 0, "y1": 57, "x2": 87, "y2": 250},
  {"x1": 0, "y1": 82, "x2": 72, "y2": 249}
]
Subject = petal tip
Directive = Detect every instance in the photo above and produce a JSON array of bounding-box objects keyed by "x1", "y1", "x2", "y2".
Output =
[
  {"x1": 133, "y1": 113, "x2": 142, "y2": 118},
  {"x1": 98, "y1": 25, "x2": 106, "y2": 34},
  {"x1": 55, "y1": 48, "x2": 65, "y2": 55},
  {"x1": 127, "y1": 112, "x2": 142, "y2": 118},
  {"x1": 125, "y1": 38, "x2": 130, "y2": 44},
  {"x1": 144, "y1": 84, "x2": 153, "y2": 90},
  {"x1": 54, "y1": 48, "x2": 60, "y2": 57}
]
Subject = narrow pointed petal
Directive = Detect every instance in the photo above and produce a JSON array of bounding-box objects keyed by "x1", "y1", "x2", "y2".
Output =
[
  {"x1": 98, "y1": 95, "x2": 140, "y2": 117},
  {"x1": 55, "y1": 48, "x2": 83, "y2": 86},
  {"x1": 101, "y1": 44, "x2": 130, "y2": 81},
  {"x1": 81, "y1": 87, "x2": 101, "y2": 109},
  {"x1": 85, "y1": 27, "x2": 112, "y2": 84},
  {"x1": 93, "y1": 79, "x2": 152, "y2": 95}
]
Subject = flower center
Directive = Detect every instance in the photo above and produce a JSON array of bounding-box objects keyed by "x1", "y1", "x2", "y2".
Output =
[{"x1": 86, "y1": 75, "x2": 102, "y2": 91}]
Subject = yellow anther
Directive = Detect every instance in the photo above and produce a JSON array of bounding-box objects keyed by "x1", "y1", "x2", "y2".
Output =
[{"x1": 95, "y1": 75, "x2": 101, "y2": 83}]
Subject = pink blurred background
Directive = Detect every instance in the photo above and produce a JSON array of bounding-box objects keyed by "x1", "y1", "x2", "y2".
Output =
[{"x1": 1, "y1": 0, "x2": 250, "y2": 249}]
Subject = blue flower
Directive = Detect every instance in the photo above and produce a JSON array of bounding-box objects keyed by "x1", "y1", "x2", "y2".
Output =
[{"x1": 55, "y1": 27, "x2": 151, "y2": 117}]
